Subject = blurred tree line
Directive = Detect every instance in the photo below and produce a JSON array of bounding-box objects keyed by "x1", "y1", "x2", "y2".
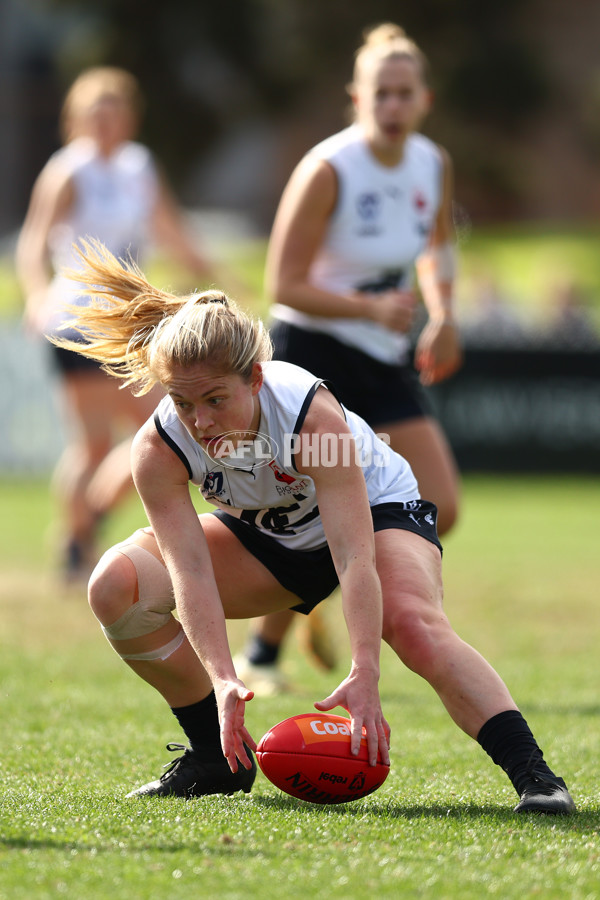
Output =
[{"x1": 9, "y1": 0, "x2": 600, "y2": 228}]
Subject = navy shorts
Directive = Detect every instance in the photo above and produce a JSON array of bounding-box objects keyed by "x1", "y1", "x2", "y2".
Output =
[
  {"x1": 213, "y1": 500, "x2": 442, "y2": 615},
  {"x1": 47, "y1": 328, "x2": 104, "y2": 375},
  {"x1": 50, "y1": 343, "x2": 104, "y2": 374},
  {"x1": 270, "y1": 320, "x2": 431, "y2": 427}
]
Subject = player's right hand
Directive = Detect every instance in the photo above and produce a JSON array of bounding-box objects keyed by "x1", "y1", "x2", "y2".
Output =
[{"x1": 366, "y1": 289, "x2": 416, "y2": 333}]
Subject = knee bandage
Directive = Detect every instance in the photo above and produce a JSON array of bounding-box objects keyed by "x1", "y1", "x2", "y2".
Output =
[{"x1": 102, "y1": 541, "x2": 181, "y2": 660}]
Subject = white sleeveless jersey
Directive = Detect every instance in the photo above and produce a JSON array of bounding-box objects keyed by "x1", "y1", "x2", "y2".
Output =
[
  {"x1": 271, "y1": 125, "x2": 443, "y2": 364},
  {"x1": 155, "y1": 360, "x2": 419, "y2": 551},
  {"x1": 44, "y1": 137, "x2": 159, "y2": 334}
]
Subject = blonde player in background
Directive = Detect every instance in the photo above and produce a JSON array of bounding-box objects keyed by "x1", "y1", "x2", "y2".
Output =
[{"x1": 16, "y1": 67, "x2": 215, "y2": 582}]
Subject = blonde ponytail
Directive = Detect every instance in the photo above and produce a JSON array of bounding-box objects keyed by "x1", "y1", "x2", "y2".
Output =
[{"x1": 51, "y1": 239, "x2": 272, "y2": 395}]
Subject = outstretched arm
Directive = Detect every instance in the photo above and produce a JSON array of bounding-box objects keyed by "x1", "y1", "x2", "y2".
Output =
[{"x1": 295, "y1": 389, "x2": 390, "y2": 767}]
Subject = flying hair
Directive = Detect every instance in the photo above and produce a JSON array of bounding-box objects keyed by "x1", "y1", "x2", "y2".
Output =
[{"x1": 50, "y1": 238, "x2": 272, "y2": 395}]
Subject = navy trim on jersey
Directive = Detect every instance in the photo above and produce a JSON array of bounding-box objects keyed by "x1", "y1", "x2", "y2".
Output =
[
  {"x1": 154, "y1": 411, "x2": 193, "y2": 479},
  {"x1": 290, "y1": 379, "x2": 345, "y2": 472}
]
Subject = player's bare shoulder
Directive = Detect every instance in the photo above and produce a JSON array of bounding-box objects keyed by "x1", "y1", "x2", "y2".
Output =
[
  {"x1": 284, "y1": 152, "x2": 338, "y2": 217},
  {"x1": 131, "y1": 415, "x2": 188, "y2": 489}
]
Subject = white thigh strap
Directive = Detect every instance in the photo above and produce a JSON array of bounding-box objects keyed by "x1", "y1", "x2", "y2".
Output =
[{"x1": 120, "y1": 627, "x2": 185, "y2": 661}]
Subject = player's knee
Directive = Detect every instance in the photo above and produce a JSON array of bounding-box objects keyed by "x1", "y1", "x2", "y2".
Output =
[
  {"x1": 383, "y1": 600, "x2": 445, "y2": 674},
  {"x1": 88, "y1": 550, "x2": 137, "y2": 627},
  {"x1": 94, "y1": 541, "x2": 176, "y2": 642}
]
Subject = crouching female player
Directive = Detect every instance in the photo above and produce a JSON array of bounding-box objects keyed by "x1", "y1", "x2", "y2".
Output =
[{"x1": 52, "y1": 240, "x2": 576, "y2": 814}]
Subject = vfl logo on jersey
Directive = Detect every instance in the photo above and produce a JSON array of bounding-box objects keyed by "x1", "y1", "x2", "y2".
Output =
[
  {"x1": 356, "y1": 191, "x2": 381, "y2": 220},
  {"x1": 356, "y1": 191, "x2": 382, "y2": 236},
  {"x1": 202, "y1": 471, "x2": 226, "y2": 498}
]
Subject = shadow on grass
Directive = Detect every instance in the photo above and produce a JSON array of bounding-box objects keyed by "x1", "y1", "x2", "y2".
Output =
[
  {"x1": 0, "y1": 834, "x2": 268, "y2": 856},
  {"x1": 253, "y1": 792, "x2": 600, "y2": 829}
]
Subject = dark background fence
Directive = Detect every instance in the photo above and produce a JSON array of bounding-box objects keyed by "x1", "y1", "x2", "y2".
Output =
[{"x1": 428, "y1": 348, "x2": 600, "y2": 472}]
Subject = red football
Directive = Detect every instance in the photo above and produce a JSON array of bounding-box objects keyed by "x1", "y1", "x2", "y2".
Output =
[{"x1": 256, "y1": 712, "x2": 390, "y2": 804}]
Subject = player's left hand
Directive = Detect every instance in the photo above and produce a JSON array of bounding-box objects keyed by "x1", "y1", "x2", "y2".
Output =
[
  {"x1": 415, "y1": 318, "x2": 463, "y2": 386},
  {"x1": 314, "y1": 668, "x2": 390, "y2": 768},
  {"x1": 213, "y1": 676, "x2": 257, "y2": 773}
]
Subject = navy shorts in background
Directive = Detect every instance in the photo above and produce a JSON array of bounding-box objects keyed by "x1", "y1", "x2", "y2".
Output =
[
  {"x1": 47, "y1": 326, "x2": 104, "y2": 375},
  {"x1": 270, "y1": 320, "x2": 431, "y2": 427}
]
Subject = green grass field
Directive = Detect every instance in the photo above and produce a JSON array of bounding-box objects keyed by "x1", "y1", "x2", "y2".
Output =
[
  {"x1": 1, "y1": 474, "x2": 599, "y2": 899},
  {"x1": 2, "y1": 223, "x2": 599, "y2": 896}
]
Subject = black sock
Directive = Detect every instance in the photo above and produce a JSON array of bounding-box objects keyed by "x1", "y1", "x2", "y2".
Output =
[
  {"x1": 171, "y1": 692, "x2": 223, "y2": 760},
  {"x1": 477, "y1": 710, "x2": 563, "y2": 797},
  {"x1": 245, "y1": 633, "x2": 280, "y2": 666}
]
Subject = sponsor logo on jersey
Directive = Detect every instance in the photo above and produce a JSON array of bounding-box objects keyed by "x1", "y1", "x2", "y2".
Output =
[
  {"x1": 414, "y1": 189, "x2": 427, "y2": 211},
  {"x1": 268, "y1": 460, "x2": 296, "y2": 485},
  {"x1": 275, "y1": 480, "x2": 309, "y2": 497}
]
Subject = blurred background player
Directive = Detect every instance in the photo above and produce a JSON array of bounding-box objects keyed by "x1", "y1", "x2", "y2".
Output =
[
  {"x1": 16, "y1": 66, "x2": 216, "y2": 582},
  {"x1": 235, "y1": 22, "x2": 463, "y2": 694}
]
